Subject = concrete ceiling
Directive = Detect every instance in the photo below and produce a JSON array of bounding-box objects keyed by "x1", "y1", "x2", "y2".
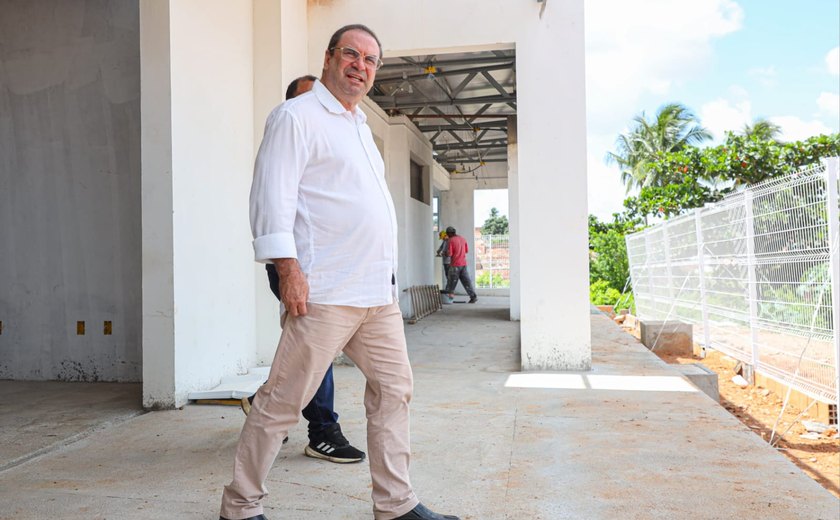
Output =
[{"x1": 370, "y1": 49, "x2": 516, "y2": 172}]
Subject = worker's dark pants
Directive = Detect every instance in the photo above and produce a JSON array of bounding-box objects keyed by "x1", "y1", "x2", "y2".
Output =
[
  {"x1": 445, "y1": 265, "x2": 477, "y2": 298},
  {"x1": 266, "y1": 264, "x2": 339, "y2": 440}
]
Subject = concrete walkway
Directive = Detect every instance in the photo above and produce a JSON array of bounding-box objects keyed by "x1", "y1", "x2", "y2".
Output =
[{"x1": 0, "y1": 297, "x2": 837, "y2": 519}]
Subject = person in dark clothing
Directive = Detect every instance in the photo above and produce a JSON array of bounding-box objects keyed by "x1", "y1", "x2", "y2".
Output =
[{"x1": 443, "y1": 226, "x2": 477, "y2": 303}]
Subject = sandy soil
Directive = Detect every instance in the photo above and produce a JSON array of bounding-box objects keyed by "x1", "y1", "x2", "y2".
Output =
[{"x1": 620, "y1": 323, "x2": 839, "y2": 498}]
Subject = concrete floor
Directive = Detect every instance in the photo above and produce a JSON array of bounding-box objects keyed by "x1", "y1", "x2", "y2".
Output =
[{"x1": 0, "y1": 297, "x2": 837, "y2": 519}]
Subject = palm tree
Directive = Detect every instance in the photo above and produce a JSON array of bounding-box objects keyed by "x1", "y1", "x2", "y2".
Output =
[
  {"x1": 741, "y1": 118, "x2": 782, "y2": 141},
  {"x1": 607, "y1": 103, "x2": 712, "y2": 190}
]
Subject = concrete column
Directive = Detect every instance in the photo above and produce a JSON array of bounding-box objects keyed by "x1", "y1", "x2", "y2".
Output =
[
  {"x1": 508, "y1": 116, "x2": 521, "y2": 321},
  {"x1": 140, "y1": 0, "x2": 176, "y2": 407},
  {"x1": 251, "y1": 0, "x2": 308, "y2": 364},
  {"x1": 140, "y1": 0, "x2": 257, "y2": 408},
  {"x1": 516, "y1": 0, "x2": 590, "y2": 370}
]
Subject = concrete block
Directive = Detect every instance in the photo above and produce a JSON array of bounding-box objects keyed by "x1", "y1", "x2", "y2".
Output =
[
  {"x1": 639, "y1": 320, "x2": 692, "y2": 356},
  {"x1": 675, "y1": 363, "x2": 719, "y2": 402}
]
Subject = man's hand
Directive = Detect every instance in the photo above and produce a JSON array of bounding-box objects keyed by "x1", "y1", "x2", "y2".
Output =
[{"x1": 273, "y1": 258, "x2": 309, "y2": 317}]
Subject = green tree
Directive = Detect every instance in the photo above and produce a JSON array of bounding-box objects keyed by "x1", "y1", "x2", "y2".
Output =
[
  {"x1": 481, "y1": 207, "x2": 509, "y2": 235},
  {"x1": 741, "y1": 118, "x2": 782, "y2": 141},
  {"x1": 607, "y1": 103, "x2": 712, "y2": 190},
  {"x1": 619, "y1": 132, "x2": 840, "y2": 220},
  {"x1": 588, "y1": 214, "x2": 640, "y2": 293}
]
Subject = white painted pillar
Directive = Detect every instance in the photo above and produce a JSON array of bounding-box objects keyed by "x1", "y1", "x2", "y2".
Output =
[
  {"x1": 252, "y1": 0, "x2": 309, "y2": 365},
  {"x1": 140, "y1": 0, "x2": 257, "y2": 408},
  {"x1": 516, "y1": 0, "x2": 590, "y2": 370},
  {"x1": 508, "y1": 116, "x2": 521, "y2": 321}
]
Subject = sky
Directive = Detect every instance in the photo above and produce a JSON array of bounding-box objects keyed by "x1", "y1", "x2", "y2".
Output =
[{"x1": 584, "y1": 0, "x2": 840, "y2": 220}]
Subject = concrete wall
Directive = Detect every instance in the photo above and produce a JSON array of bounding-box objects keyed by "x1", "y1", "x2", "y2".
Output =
[
  {"x1": 308, "y1": 0, "x2": 591, "y2": 370},
  {"x1": 0, "y1": 0, "x2": 142, "y2": 381},
  {"x1": 140, "y1": 0, "x2": 256, "y2": 407}
]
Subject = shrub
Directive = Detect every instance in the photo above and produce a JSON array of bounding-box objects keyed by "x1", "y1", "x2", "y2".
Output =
[
  {"x1": 475, "y1": 271, "x2": 509, "y2": 288},
  {"x1": 590, "y1": 280, "x2": 621, "y2": 305}
]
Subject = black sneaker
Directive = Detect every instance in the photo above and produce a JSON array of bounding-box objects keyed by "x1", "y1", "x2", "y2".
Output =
[
  {"x1": 468, "y1": 296, "x2": 478, "y2": 303},
  {"x1": 304, "y1": 424, "x2": 365, "y2": 463}
]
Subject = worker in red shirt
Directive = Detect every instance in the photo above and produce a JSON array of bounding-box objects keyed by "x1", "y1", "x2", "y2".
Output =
[{"x1": 443, "y1": 226, "x2": 478, "y2": 303}]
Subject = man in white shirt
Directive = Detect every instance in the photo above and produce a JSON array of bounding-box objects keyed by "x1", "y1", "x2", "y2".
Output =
[
  {"x1": 219, "y1": 24, "x2": 460, "y2": 520},
  {"x1": 242, "y1": 74, "x2": 367, "y2": 466}
]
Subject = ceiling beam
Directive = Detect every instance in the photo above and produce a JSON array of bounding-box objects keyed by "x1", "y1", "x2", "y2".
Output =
[
  {"x1": 406, "y1": 113, "x2": 514, "y2": 119},
  {"x1": 415, "y1": 122, "x2": 507, "y2": 132},
  {"x1": 481, "y1": 70, "x2": 512, "y2": 98},
  {"x1": 441, "y1": 158, "x2": 508, "y2": 165},
  {"x1": 380, "y1": 54, "x2": 515, "y2": 72},
  {"x1": 375, "y1": 62, "x2": 513, "y2": 85},
  {"x1": 434, "y1": 141, "x2": 508, "y2": 151},
  {"x1": 372, "y1": 94, "x2": 513, "y2": 110}
]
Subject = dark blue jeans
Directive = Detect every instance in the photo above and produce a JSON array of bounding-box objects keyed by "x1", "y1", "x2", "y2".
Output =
[{"x1": 266, "y1": 264, "x2": 339, "y2": 439}]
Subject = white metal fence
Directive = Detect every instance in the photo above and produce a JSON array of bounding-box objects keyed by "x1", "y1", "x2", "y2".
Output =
[
  {"x1": 475, "y1": 235, "x2": 510, "y2": 288},
  {"x1": 626, "y1": 158, "x2": 840, "y2": 407}
]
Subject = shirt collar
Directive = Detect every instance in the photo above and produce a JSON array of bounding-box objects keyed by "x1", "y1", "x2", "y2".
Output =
[{"x1": 313, "y1": 79, "x2": 367, "y2": 124}]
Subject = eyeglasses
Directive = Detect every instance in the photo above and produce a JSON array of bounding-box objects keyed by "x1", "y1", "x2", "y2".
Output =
[{"x1": 330, "y1": 46, "x2": 383, "y2": 71}]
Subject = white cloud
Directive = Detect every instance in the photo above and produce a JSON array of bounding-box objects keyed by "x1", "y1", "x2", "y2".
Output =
[
  {"x1": 747, "y1": 66, "x2": 776, "y2": 87},
  {"x1": 769, "y1": 116, "x2": 833, "y2": 142},
  {"x1": 585, "y1": 0, "x2": 744, "y2": 130},
  {"x1": 585, "y1": 0, "x2": 744, "y2": 217},
  {"x1": 587, "y1": 133, "x2": 637, "y2": 220},
  {"x1": 826, "y1": 47, "x2": 839, "y2": 76},
  {"x1": 817, "y1": 91, "x2": 839, "y2": 117},
  {"x1": 699, "y1": 97, "x2": 752, "y2": 142}
]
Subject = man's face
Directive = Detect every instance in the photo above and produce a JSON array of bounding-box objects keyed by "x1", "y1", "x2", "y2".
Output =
[{"x1": 322, "y1": 29, "x2": 380, "y2": 110}]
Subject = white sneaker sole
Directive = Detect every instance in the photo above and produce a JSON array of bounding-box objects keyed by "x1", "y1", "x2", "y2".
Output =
[{"x1": 304, "y1": 444, "x2": 364, "y2": 464}]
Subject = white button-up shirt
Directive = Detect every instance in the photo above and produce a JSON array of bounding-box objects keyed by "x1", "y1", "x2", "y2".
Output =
[{"x1": 249, "y1": 80, "x2": 399, "y2": 307}]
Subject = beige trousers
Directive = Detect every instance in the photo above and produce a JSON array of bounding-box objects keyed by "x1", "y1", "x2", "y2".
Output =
[{"x1": 220, "y1": 302, "x2": 419, "y2": 520}]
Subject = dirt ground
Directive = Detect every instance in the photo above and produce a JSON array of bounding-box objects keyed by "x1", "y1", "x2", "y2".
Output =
[{"x1": 621, "y1": 324, "x2": 840, "y2": 498}]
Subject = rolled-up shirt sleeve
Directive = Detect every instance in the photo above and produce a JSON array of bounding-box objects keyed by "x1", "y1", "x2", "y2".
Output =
[{"x1": 249, "y1": 107, "x2": 308, "y2": 263}]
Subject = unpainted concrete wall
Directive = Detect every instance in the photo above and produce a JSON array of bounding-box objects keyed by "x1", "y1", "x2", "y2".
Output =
[{"x1": 0, "y1": 0, "x2": 142, "y2": 382}]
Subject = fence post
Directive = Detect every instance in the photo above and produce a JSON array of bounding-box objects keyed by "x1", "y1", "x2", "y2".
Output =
[
  {"x1": 695, "y1": 210, "x2": 710, "y2": 358},
  {"x1": 643, "y1": 231, "x2": 653, "y2": 318},
  {"x1": 744, "y1": 189, "x2": 760, "y2": 381},
  {"x1": 824, "y1": 157, "x2": 840, "y2": 413},
  {"x1": 490, "y1": 235, "x2": 495, "y2": 289},
  {"x1": 663, "y1": 222, "x2": 674, "y2": 301}
]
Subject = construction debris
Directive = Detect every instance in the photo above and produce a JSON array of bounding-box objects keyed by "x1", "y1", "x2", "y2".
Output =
[{"x1": 731, "y1": 375, "x2": 749, "y2": 388}]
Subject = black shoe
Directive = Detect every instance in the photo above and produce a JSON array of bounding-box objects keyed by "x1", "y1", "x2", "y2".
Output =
[
  {"x1": 304, "y1": 423, "x2": 365, "y2": 463},
  {"x1": 393, "y1": 503, "x2": 460, "y2": 520},
  {"x1": 219, "y1": 515, "x2": 267, "y2": 520},
  {"x1": 241, "y1": 395, "x2": 288, "y2": 444},
  {"x1": 468, "y1": 296, "x2": 477, "y2": 303}
]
